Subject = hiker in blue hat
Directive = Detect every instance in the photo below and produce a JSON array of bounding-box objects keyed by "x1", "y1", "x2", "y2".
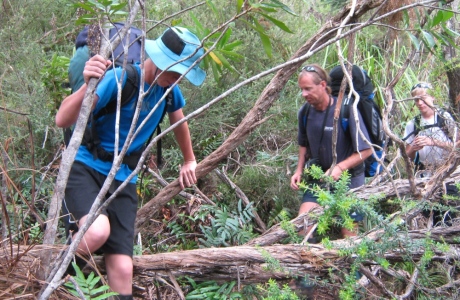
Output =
[{"x1": 56, "y1": 26, "x2": 206, "y2": 299}]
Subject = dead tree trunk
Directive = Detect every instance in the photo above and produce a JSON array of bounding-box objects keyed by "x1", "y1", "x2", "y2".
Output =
[{"x1": 86, "y1": 225, "x2": 460, "y2": 284}]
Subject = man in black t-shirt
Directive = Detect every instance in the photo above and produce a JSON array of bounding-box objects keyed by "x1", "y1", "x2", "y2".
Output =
[{"x1": 290, "y1": 64, "x2": 372, "y2": 239}]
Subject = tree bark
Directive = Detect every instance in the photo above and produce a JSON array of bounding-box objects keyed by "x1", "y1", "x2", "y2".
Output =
[{"x1": 12, "y1": 225, "x2": 457, "y2": 286}]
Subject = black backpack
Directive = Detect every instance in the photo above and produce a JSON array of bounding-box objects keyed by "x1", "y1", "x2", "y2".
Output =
[
  {"x1": 65, "y1": 23, "x2": 169, "y2": 169},
  {"x1": 329, "y1": 65, "x2": 386, "y2": 177}
]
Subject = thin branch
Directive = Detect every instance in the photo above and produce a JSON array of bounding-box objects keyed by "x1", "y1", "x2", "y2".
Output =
[{"x1": 214, "y1": 168, "x2": 267, "y2": 232}]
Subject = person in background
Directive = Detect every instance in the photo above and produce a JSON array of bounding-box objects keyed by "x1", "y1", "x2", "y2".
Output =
[
  {"x1": 290, "y1": 64, "x2": 372, "y2": 240},
  {"x1": 403, "y1": 82, "x2": 458, "y2": 226},
  {"x1": 404, "y1": 82, "x2": 457, "y2": 173},
  {"x1": 56, "y1": 27, "x2": 206, "y2": 300}
]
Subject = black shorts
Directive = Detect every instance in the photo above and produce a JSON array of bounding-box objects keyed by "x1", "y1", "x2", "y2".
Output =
[{"x1": 62, "y1": 161, "x2": 138, "y2": 256}]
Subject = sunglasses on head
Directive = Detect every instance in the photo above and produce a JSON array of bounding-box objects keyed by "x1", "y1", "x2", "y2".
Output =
[
  {"x1": 411, "y1": 83, "x2": 431, "y2": 91},
  {"x1": 302, "y1": 65, "x2": 323, "y2": 80}
]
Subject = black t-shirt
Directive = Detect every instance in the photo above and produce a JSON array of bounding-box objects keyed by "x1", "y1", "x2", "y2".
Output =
[{"x1": 297, "y1": 97, "x2": 371, "y2": 181}]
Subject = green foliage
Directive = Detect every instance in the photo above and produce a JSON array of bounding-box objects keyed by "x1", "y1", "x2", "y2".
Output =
[
  {"x1": 73, "y1": 0, "x2": 129, "y2": 25},
  {"x1": 199, "y1": 199, "x2": 256, "y2": 247},
  {"x1": 279, "y1": 210, "x2": 302, "y2": 244},
  {"x1": 256, "y1": 245, "x2": 284, "y2": 272},
  {"x1": 184, "y1": 278, "x2": 242, "y2": 300},
  {"x1": 258, "y1": 279, "x2": 299, "y2": 300},
  {"x1": 64, "y1": 262, "x2": 118, "y2": 300},
  {"x1": 194, "y1": 133, "x2": 225, "y2": 158},
  {"x1": 40, "y1": 53, "x2": 70, "y2": 112},
  {"x1": 298, "y1": 167, "x2": 361, "y2": 234},
  {"x1": 404, "y1": 7, "x2": 459, "y2": 57},
  {"x1": 267, "y1": 196, "x2": 293, "y2": 228},
  {"x1": 167, "y1": 220, "x2": 188, "y2": 244}
]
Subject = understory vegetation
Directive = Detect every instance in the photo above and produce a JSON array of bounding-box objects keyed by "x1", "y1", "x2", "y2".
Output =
[{"x1": 1, "y1": 0, "x2": 460, "y2": 299}]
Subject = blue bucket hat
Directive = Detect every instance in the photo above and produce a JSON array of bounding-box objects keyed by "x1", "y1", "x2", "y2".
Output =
[{"x1": 145, "y1": 27, "x2": 206, "y2": 86}]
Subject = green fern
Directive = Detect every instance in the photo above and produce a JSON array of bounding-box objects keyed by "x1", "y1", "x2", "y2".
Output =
[
  {"x1": 267, "y1": 196, "x2": 291, "y2": 228},
  {"x1": 64, "y1": 262, "x2": 118, "y2": 300},
  {"x1": 185, "y1": 278, "x2": 242, "y2": 300},
  {"x1": 279, "y1": 211, "x2": 302, "y2": 244},
  {"x1": 167, "y1": 220, "x2": 187, "y2": 243},
  {"x1": 198, "y1": 200, "x2": 256, "y2": 247},
  {"x1": 258, "y1": 279, "x2": 299, "y2": 300}
]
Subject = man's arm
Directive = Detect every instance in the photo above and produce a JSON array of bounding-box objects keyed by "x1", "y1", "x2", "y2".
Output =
[
  {"x1": 328, "y1": 148, "x2": 373, "y2": 181},
  {"x1": 290, "y1": 146, "x2": 308, "y2": 190},
  {"x1": 168, "y1": 109, "x2": 197, "y2": 189},
  {"x1": 55, "y1": 55, "x2": 111, "y2": 128}
]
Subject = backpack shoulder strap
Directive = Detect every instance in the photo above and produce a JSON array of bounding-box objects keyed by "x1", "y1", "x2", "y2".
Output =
[
  {"x1": 360, "y1": 68, "x2": 367, "y2": 86},
  {"x1": 94, "y1": 64, "x2": 139, "y2": 120},
  {"x1": 402, "y1": 115, "x2": 421, "y2": 141},
  {"x1": 153, "y1": 88, "x2": 174, "y2": 168}
]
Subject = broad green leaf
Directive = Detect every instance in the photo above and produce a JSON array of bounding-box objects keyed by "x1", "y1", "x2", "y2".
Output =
[
  {"x1": 190, "y1": 12, "x2": 204, "y2": 35},
  {"x1": 76, "y1": 15, "x2": 97, "y2": 25},
  {"x1": 98, "y1": 0, "x2": 111, "y2": 6},
  {"x1": 421, "y1": 30, "x2": 436, "y2": 48},
  {"x1": 93, "y1": 292, "x2": 119, "y2": 300},
  {"x1": 431, "y1": 10, "x2": 444, "y2": 27},
  {"x1": 214, "y1": 51, "x2": 233, "y2": 70},
  {"x1": 431, "y1": 31, "x2": 449, "y2": 46},
  {"x1": 266, "y1": 0, "x2": 297, "y2": 15},
  {"x1": 90, "y1": 285, "x2": 111, "y2": 295},
  {"x1": 407, "y1": 32, "x2": 420, "y2": 50},
  {"x1": 222, "y1": 40, "x2": 243, "y2": 51},
  {"x1": 86, "y1": 271, "x2": 95, "y2": 283},
  {"x1": 190, "y1": 284, "x2": 219, "y2": 293},
  {"x1": 242, "y1": 18, "x2": 273, "y2": 57},
  {"x1": 441, "y1": 10, "x2": 454, "y2": 21},
  {"x1": 442, "y1": 23, "x2": 460, "y2": 38},
  {"x1": 217, "y1": 28, "x2": 232, "y2": 48},
  {"x1": 88, "y1": 275, "x2": 100, "y2": 289},
  {"x1": 185, "y1": 276, "x2": 198, "y2": 289},
  {"x1": 259, "y1": 31, "x2": 273, "y2": 58},
  {"x1": 224, "y1": 281, "x2": 236, "y2": 293},
  {"x1": 258, "y1": 12, "x2": 293, "y2": 33},
  {"x1": 109, "y1": 3, "x2": 127, "y2": 12},
  {"x1": 74, "y1": 2, "x2": 96, "y2": 12},
  {"x1": 402, "y1": 10, "x2": 410, "y2": 28},
  {"x1": 72, "y1": 261, "x2": 85, "y2": 279},
  {"x1": 236, "y1": 0, "x2": 244, "y2": 13}
]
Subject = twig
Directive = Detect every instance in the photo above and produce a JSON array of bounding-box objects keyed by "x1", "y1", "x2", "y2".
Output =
[
  {"x1": 301, "y1": 223, "x2": 318, "y2": 245},
  {"x1": 67, "y1": 276, "x2": 87, "y2": 299},
  {"x1": 359, "y1": 265, "x2": 398, "y2": 298},
  {"x1": 191, "y1": 185, "x2": 216, "y2": 206},
  {"x1": 214, "y1": 168, "x2": 267, "y2": 232},
  {"x1": 147, "y1": 168, "x2": 215, "y2": 205},
  {"x1": 168, "y1": 272, "x2": 185, "y2": 300}
]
